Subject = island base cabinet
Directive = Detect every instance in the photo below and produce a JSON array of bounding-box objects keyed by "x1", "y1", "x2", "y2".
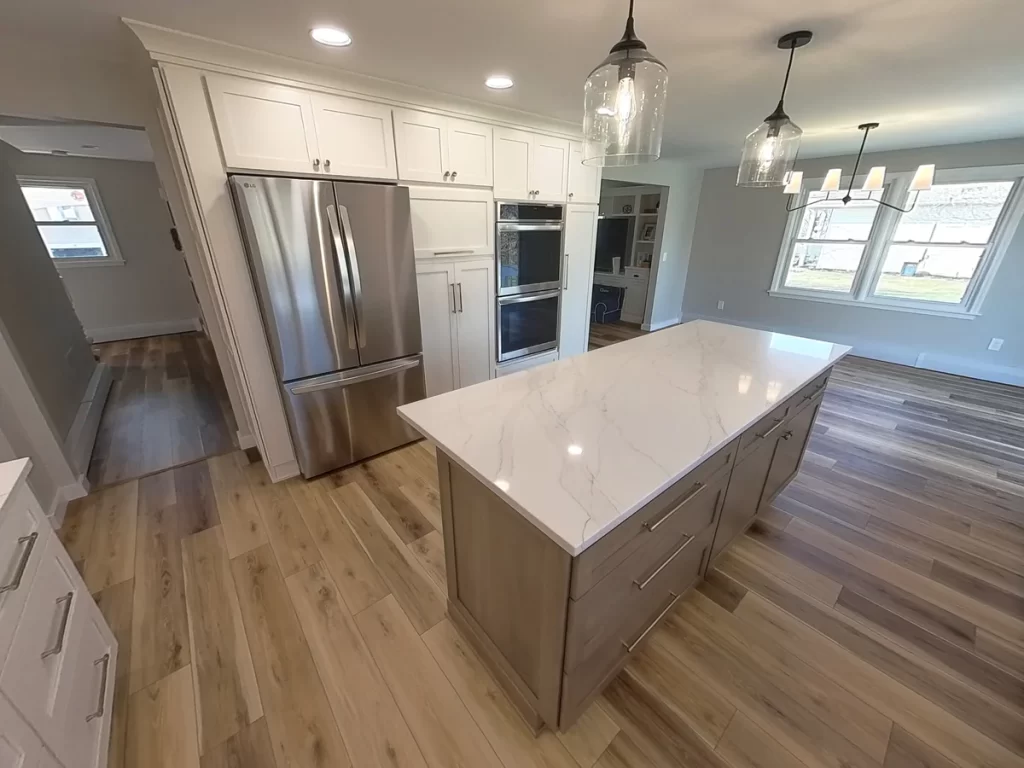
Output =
[
  {"x1": 761, "y1": 395, "x2": 823, "y2": 505},
  {"x1": 710, "y1": 435, "x2": 776, "y2": 562}
]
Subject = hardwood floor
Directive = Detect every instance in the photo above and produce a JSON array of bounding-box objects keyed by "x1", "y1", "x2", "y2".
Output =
[
  {"x1": 88, "y1": 332, "x2": 237, "y2": 489},
  {"x1": 588, "y1": 321, "x2": 646, "y2": 351},
  {"x1": 60, "y1": 356, "x2": 1024, "y2": 768}
]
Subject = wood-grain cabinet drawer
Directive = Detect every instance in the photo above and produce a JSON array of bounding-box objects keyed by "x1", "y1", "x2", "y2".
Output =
[
  {"x1": 0, "y1": 532, "x2": 87, "y2": 753},
  {"x1": 570, "y1": 438, "x2": 736, "y2": 600},
  {"x1": 560, "y1": 525, "x2": 714, "y2": 726},
  {"x1": 0, "y1": 485, "x2": 47, "y2": 667},
  {"x1": 564, "y1": 469, "x2": 728, "y2": 670}
]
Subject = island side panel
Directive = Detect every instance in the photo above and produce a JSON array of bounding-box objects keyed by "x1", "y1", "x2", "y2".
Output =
[{"x1": 437, "y1": 451, "x2": 572, "y2": 730}]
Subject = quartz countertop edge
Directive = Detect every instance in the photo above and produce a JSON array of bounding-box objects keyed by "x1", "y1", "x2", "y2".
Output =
[
  {"x1": 398, "y1": 320, "x2": 852, "y2": 556},
  {"x1": 0, "y1": 457, "x2": 32, "y2": 508}
]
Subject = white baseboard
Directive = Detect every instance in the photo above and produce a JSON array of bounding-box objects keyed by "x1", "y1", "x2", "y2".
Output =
[
  {"x1": 914, "y1": 353, "x2": 1024, "y2": 388},
  {"x1": 47, "y1": 481, "x2": 87, "y2": 528},
  {"x1": 87, "y1": 317, "x2": 202, "y2": 343},
  {"x1": 641, "y1": 317, "x2": 681, "y2": 332},
  {"x1": 268, "y1": 458, "x2": 300, "y2": 482},
  {"x1": 64, "y1": 363, "x2": 112, "y2": 477},
  {"x1": 236, "y1": 430, "x2": 258, "y2": 450},
  {"x1": 620, "y1": 312, "x2": 644, "y2": 324}
]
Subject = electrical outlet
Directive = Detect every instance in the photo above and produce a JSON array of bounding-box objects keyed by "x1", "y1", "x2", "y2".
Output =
[
  {"x1": 988, "y1": 338, "x2": 1004, "y2": 352},
  {"x1": 717, "y1": 300, "x2": 725, "y2": 310}
]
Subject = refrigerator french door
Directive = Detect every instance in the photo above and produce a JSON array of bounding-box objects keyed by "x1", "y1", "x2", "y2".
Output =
[{"x1": 230, "y1": 176, "x2": 426, "y2": 477}]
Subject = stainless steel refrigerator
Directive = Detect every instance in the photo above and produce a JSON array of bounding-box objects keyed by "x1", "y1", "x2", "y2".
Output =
[{"x1": 229, "y1": 176, "x2": 425, "y2": 478}]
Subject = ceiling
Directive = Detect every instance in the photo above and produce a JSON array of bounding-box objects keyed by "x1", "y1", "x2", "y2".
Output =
[
  {"x1": 5, "y1": 0, "x2": 1023, "y2": 165},
  {"x1": 0, "y1": 117, "x2": 153, "y2": 162}
]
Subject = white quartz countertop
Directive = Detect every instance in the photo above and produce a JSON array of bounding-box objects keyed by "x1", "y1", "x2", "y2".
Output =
[{"x1": 398, "y1": 320, "x2": 851, "y2": 555}]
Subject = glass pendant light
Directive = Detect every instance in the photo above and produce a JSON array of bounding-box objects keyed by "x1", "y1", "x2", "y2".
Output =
[
  {"x1": 582, "y1": 0, "x2": 668, "y2": 166},
  {"x1": 737, "y1": 31, "x2": 812, "y2": 187}
]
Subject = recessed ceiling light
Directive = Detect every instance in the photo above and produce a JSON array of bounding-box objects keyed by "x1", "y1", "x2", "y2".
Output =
[
  {"x1": 485, "y1": 75, "x2": 514, "y2": 90},
  {"x1": 311, "y1": 26, "x2": 352, "y2": 47}
]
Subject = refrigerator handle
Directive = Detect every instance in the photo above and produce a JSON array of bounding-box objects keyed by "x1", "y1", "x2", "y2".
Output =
[
  {"x1": 287, "y1": 356, "x2": 422, "y2": 395},
  {"x1": 336, "y1": 204, "x2": 368, "y2": 349},
  {"x1": 326, "y1": 204, "x2": 358, "y2": 350}
]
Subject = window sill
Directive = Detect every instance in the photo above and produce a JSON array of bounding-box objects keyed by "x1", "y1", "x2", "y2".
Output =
[
  {"x1": 52, "y1": 258, "x2": 125, "y2": 270},
  {"x1": 767, "y1": 289, "x2": 979, "y2": 320}
]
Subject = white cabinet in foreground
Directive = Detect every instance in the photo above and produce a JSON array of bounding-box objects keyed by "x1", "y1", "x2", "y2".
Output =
[
  {"x1": 395, "y1": 109, "x2": 492, "y2": 186},
  {"x1": 567, "y1": 141, "x2": 601, "y2": 204},
  {"x1": 559, "y1": 204, "x2": 599, "y2": 358},
  {"x1": 409, "y1": 187, "x2": 494, "y2": 259},
  {"x1": 493, "y1": 128, "x2": 569, "y2": 203},
  {"x1": 416, "y1": 257, "x2": 495, "y2": 396}
]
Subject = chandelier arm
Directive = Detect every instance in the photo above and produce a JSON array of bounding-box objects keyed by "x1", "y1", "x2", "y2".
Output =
[{"x1": 875, "y1": 192, "x2": 920, "y2": 215}]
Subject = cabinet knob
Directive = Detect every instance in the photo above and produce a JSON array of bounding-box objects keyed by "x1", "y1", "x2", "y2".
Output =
[
  {"x1": 313, "y1": 158, "x2": 320, "y2": 168},
  {"x1": 569, "y1": 192, "x2": 574, "y2": 199},
  {"x1": 450, "y1": 171, "x2": 458, "y2": 181},
  {"x1": 324, "y1": 159, "x2": 331, "y2": 169},
  {"x1": 443, "y1": 171, "x2": 450, "y2": 180},
  {"x1": 782, "y1": 431, "x2": 794, "y2": 441}
]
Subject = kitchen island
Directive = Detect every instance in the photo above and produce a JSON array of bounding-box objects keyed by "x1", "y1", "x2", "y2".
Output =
[{"x1": 397, "y1": 320, "x2": 851, "y2": 731}]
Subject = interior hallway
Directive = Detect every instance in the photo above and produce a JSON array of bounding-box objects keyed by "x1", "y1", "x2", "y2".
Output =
[
  {"x1": 87, "y1": 332, "x2": 236, "y2": 489},
  {"x1": 58, "y1": 356, "x2": 1024, "y2": 768},
  {"x1": 588, "y1": 321, "x2": 646, "y2": 351}
]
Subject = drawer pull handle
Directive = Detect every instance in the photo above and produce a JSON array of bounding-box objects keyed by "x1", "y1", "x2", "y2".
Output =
[
  {"x1": 0, "y1": 532, "x2": 38, "y2": 594},
  {"x1": 623, "y1": 592, "x2": 682, "y2": 653},
  {"x1": 86, "y1": 654, "x2": 111, "y2": 723},
  {"x1": 41, "y1": 592, "x2": 73, "y2": 659},
  {"x1": 644, "y1": 483, "x2": 704, "y2": 532},
  {"x1": 781, "y1": 431, "x2": 794, "y2": 441},
  {"x1": 803, "y1": 383, "x2": 827, "y2": 400},
  {"x1": 756, "y1": 418, "x2": 787, "y2": 440},
  {"x1": 634, "y1": 535, "x2": 694, "y2": 590}
]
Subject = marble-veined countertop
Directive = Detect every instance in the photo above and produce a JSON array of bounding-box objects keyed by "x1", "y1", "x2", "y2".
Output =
[{"x1": 398, "y1": 320, "x2": 851, "y2": 555}]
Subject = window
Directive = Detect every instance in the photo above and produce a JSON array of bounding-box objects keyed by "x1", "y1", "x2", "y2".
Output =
[
  {"x1": 771, "y1": 167, "x2": 1024, "y2": 317},
  {"x1": 17, "y1": 177, "x2": 123, "y2": 266}
]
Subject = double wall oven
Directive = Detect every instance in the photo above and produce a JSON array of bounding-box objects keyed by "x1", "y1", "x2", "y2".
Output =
[{"x1": 496, "y1": 202, "x2": 564, "y2": 363}]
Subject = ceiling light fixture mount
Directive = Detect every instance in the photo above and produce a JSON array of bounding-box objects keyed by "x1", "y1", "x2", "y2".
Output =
[
  {"x1": 783, "y1": 122, "x2": 935, "y2": 213},
  {"x1": 310, "y1": 26, "x2": 352, "y2": 47},
  {"x1": 582, "y1": 0, "x2": 668, "y2": 167},
  {"x1": 736, "y1": 30, "x2": 812, "y2": 187},
  {"x1": 485, "y1": 75, "x2": 514, "y2": 90}
]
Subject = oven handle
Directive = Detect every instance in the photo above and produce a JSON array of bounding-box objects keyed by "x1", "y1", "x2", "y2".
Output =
[
  {"x1": 498, "y1": 290, "x2": 561, "y2": 305},
  {"x1": 497, "y1": 223, "x2": 564, "y2": 232}
]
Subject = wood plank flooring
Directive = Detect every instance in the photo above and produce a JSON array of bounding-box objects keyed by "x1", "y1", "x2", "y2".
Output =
[
  {"x1": 88, "y1": 332, "x2": 236, "y2": 489},
  {"x1": 588, "y1": 320, "x2": 646, "y2": 351},
  {"x1": 60, "y1": 356, "x2": 1024, "y2": 768}
]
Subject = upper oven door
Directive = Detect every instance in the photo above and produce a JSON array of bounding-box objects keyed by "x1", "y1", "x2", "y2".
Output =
[
  {"x1": 497, "y1": 221, "x2": 564, "y2": 296},
  {"x1": 497, "y1": 202, "x2": 564, "y2": 223}
]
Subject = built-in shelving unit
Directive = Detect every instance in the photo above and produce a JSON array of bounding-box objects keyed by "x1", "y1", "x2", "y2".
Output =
[{"x1": 598, "y1": 188, "x2": 664, "y2": 270}]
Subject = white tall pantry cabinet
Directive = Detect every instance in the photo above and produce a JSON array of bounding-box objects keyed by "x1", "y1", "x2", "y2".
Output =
[{"x1": 560, "y1": 205, "x2": 600, "y2": 358}]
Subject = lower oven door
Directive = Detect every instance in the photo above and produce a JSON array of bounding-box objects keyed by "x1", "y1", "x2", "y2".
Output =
[
  {"x1": 498, "y1": 290, "x2": 560, "y2": 363},
  {"x1": 281, "y1": 354, "x2": 426, "y2": 477}
]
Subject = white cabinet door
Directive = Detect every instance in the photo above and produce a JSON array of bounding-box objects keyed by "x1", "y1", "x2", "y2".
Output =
[
  {"x1": 58, "y1": 606, "x2": 115, "y2": 768},
  {"x1": 531, "y1": 135, "x2": 570, "y2": 203},
  {"x1": 415, "y1": 262, "x2": 458, "y2": 397},
  {"x1": 206, "y1": 75, "x2": 320, "y2": 174},
  {"x1": 493, "y1": 127, "x2": 533, "y2": 200},
  {"x1": 311, "y1": 93, "x2": 397, "y2": 179},
  {"x1": 567, "y1": 141, "x2": 601, "y2": 204},
  {"x1": 409, "y1": 187, "x2": 494, "y2": 259},
  {"x1": 394, "y1": 109, "x2": 448, "y2": 184},
  {"x1": 0, "y1": 693, "x2": 45, "y2": 768},
  {"x1": 454, "y1": 259, "x2": 495, "y2": 388},
  {"x1": 0, "y1": 484, "x2": 45, "y2": 669},
  {"x1": 560, "y1": 205, "x2": 599, "y2": 359},
  {"x1": 447, "y1": 119, "x2": 492, "y2": 187},
  {"x1": 622, "y1": 278, "x2": 649, "y2": 324}
]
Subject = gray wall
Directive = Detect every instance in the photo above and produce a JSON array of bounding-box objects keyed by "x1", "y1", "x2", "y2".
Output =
[
  {"x1": 7, "y1": 151, "x2": 200, "y2": 341},
  {"x1": 604, "y1": 159, "x2": 704, "y2": 328},
  {"x1": 683, "y1": 138, "x2": 1024, "y2": 385},
  {"x1": 0, "y1": 141, "x2": 96, "y2": 439}
]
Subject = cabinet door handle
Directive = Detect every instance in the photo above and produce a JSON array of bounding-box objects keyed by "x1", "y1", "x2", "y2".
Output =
[
  {"x1": 450, "y1": 171, "x2": 458, "y2": 181},
  {"x1": 324, "y1": 159, "x2": 331, "y2": 169},
  {"x1": 449, "y1": 284, "x2": 456, "y2": 314},
  {"x1": 643, "y1": 482, "x2": 704, "y2": 532},
  {"x1": 0, "y1": 532, "x2": 38, "y2": 594},
  {"x1": 443, "y1": 171, "x2": 450, "y2": 181},
  {"x1": 42, "y1": 592, "x2": 73, "y2": 659},
  {"x1": 568, "y1": 192, "x2": 574, "y2": 200},
  {"x1": 313, "y1": 158, "x2": 320, "y2": 168},
  {"x1": 756, "y1": 417, "x2": 787, "y2": 440},
  {"x1": 634, "y1": 535, "x2": 693, "y2": 590},
  {"x1": 86, "y1": 654, "x2": 111, "y2": 723},
  {"x1": 803, "y1": 383, "x2": 827, "y2": 401},
  {"x1": 563, "y1": 253, "x2": 569, "y2": 290},
  {"x1": 434, "y1": 249, "x2": 474, "y2": 256},
  {"x1": 623, "y1": 592, "x2": 682, "y2": 653},
  {"x1": 781, "y1": 430, "x2": 794, "y2": 441},
  {"x1": 457, "y1": 282, "x2": 464, "y2": 313}
]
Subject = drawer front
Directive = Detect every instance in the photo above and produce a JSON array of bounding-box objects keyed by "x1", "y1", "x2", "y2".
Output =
[
  {"x1": 560, "y1": 526, "x2": 713, "y2": 727},
  {"x1": 0, "y1": 486, "x2": 47, "y2": 667},
  {"x1": 570, "y1": 439, "x2": 736, "y2": 600},
  {"x1": 565, "y1": 471, "x2": 727, "y2": 670},
  {"x1": 1, "y1": 533, "x2": 86, "y2": 750},
  {"x1": 794, "y1": 372, "x2": 830, "y2": 407},
  {"x1": 738, "y1": 401, "x2": 790, "y2": 460},
  {"x1": 59, "y1": 605, "x2": 116, "y2": 768}
]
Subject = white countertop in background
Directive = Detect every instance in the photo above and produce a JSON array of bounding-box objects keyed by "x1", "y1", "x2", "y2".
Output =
[{"x1": 398, "y1": 320, "x2": 851, "y2": 555}]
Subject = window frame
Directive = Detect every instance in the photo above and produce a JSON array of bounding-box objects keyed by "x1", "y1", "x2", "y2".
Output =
[
  {"x1": 769, "y1": 165, "x2": 1024, "y2": 319},
  {"x1": 17, "y1": 175, "x2": 124, "y2": 268}
]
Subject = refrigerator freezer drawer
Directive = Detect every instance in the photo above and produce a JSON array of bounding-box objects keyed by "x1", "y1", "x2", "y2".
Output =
[{"x1": 282, "y1": 355, "x2": 426, "y2": 477}]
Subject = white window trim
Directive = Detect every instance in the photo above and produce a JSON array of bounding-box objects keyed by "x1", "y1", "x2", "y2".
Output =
[
  {"x1": 17, "y1": 175, "x2": 125, "y2": 268},
  {"x1": 769, "y1": 165, "x2": 1024, "y2": 319}
]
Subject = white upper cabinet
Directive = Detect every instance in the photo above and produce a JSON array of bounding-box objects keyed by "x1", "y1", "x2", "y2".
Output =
[
  {"x1": 567, "y1": 141, "x2": 601, "y2": 204},
  {"x1": 396, "y1": 109, "x2": 492, "y2": 186},
  {"x1": 207, "y1": 75, "x2": 319, "y2": 174},
  {"x1": 207, "y1": 74, "x2": 397, "y2": 179},
  {"x1": 409, "y1": 187, "x2": 494, "y2": 259},
  {"x1": 311, "y1": 92, "x2": 397, "y2": 179},
  {"x1": 493, "y1": 127, "x2": 569, "y2": 203}
]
